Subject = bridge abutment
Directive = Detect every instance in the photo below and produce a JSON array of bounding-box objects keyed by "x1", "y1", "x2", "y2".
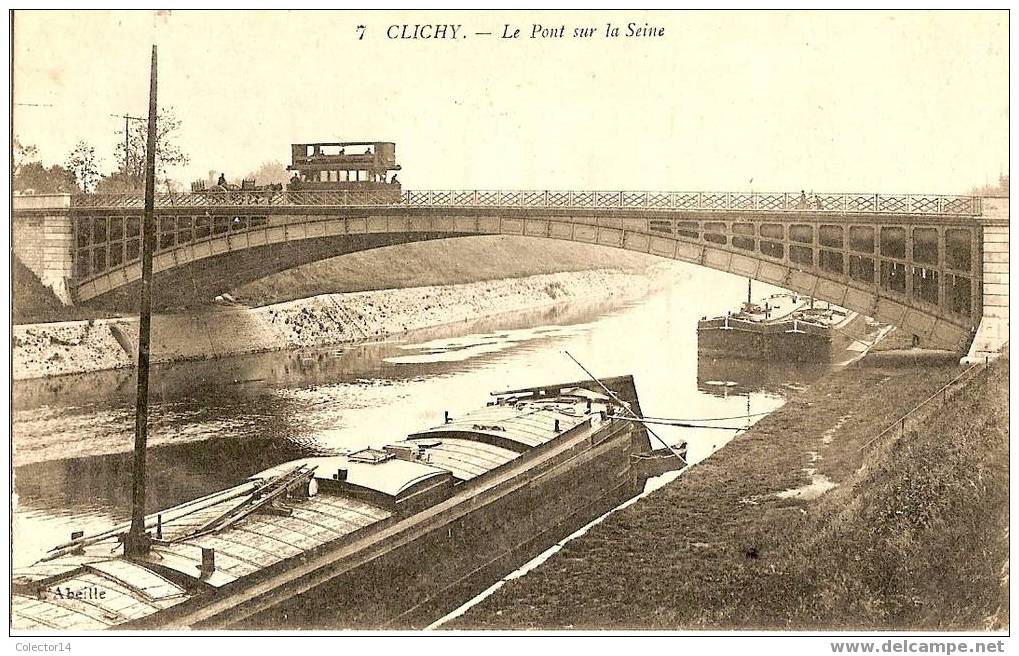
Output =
[
  {"x1": 12, "y1": 195, "x2": 75, "y2": 305},
  {"x1": 963, "y1": 196, "x2": 1009, "y2": 363}
]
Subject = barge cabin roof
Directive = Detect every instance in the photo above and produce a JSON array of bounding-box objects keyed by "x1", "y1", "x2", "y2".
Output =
[{"x1": 11, "y1": 376, "x2": 645, "y2": 631}]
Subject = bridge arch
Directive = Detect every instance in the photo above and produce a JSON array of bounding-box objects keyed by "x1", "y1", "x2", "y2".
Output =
[{"x1": 67, "y1": 207, "x2": 983, "y2": 350}]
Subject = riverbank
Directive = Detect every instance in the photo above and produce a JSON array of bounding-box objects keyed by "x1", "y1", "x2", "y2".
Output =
[
  {"x1": 12, "y1": 265, "x2": 672, "y2": 380},
  {"x1": 450, "y1": 346, "x2": 1008, "y2": 631},
  {"x1": 13, "y1": 236, "x2": 657, "y2": 322}
]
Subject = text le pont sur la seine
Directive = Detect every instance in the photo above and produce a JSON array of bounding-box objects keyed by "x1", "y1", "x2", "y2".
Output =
[{"x1": 360, "y1": 22, "x2": 666, "y2": 41}]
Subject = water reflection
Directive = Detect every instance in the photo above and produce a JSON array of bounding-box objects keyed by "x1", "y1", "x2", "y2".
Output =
[
  {"x1": 12, "y1": 299, "x2": 616, "y2": 414},
  {"x1": 12, "y1": 268, "x2": 829, "y2": 567},
  {"x1": 383, "y1": 324, "x2": 594, "y2": 364},
  {"x1": 697, "y1": 355, "x2": 827, "y2": 398}
]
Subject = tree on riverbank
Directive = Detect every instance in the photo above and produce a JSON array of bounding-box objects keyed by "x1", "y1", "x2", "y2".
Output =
[
  {"x1": 13, "y1": 161, "x2": 75, "y2": 194},
  {"x1": 14, "y1": 105, "x2": 191, "y2": 194},
  {"x1": 245, "y1": 160, "x2": 290, "y2": 186},
  {"x1": 107, "y1": 105, "x2": 189, "y2": 190},
  {"x1": 65, "y1": 140, "x2": 101, "y2": 193},
  {"x1": 13, "y1": 136, "x2": 75, "y2": 193},
  {"x1": 13, "y1": 136, "x2": 37, "y2": 175}
]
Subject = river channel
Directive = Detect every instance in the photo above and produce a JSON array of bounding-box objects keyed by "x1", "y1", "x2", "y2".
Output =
[{"x1": 12, "y1": 267, "x2": 829, "y2": 568}]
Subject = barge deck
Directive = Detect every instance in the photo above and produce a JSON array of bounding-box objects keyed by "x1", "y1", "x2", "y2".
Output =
[{"x1": 13, "y1": 376, "x2": 671, "y2": 630}]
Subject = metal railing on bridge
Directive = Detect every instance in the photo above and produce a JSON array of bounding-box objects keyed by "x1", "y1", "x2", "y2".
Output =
[{"x1": 68, "y1": 189, "x2": 983, "y2": 216}]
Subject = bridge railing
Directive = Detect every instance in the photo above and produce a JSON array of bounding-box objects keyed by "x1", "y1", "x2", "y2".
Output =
[
  {"x1": 68, "y1": 189, "x2": 396, "y2": 209},
  {"x1": 68, "y1": 190, "x2": 983, "y2": 215}
]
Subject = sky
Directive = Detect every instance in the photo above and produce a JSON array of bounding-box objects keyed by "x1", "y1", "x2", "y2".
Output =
[{"x1": 11, "y1": 9, "x2": 1009, "y2": 194}]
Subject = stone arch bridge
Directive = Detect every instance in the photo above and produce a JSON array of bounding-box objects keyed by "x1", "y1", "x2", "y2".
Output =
[{"x1": 12, "y1": 190, "x2": 1008, "y2": 358}]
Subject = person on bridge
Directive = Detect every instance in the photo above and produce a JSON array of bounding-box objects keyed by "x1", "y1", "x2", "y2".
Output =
[
  {"x1": 390, "y1": 174, "x2": 399, "y2": 185},
  {"x1": 217, "y1": 173, "x2": 227, "y2": 188},
  {"x1": 798, "y1": 190, "x2": 807, "y2": 209}
]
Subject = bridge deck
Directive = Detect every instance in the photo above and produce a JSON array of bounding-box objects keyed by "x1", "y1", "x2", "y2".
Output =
[{"x1": 62, "y1": 189, "x2": 983, "y2": 216}]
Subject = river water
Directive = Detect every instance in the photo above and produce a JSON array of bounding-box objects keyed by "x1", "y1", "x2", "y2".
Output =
[{"x1": 12, "y1": 265, "x2": 828, "y2": 568}]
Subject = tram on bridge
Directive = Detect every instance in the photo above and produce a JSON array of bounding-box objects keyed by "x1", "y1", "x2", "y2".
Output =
[{"x1": 286, "y1": 141, "x2": 402, "y2": 200}]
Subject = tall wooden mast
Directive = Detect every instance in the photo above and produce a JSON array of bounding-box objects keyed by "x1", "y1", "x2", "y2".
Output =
[{"x1": 125, "y1": 45, "x2": 158, "y2": 558}]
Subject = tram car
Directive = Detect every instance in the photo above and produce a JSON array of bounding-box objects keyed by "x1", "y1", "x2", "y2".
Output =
[{"x1": 286, "y1": 141, "x2": 402, "y2": 201}]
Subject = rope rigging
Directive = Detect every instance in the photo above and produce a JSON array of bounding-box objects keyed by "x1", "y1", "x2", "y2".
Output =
[
  {"x1": 638, "y1": 410, "x2": 772, "y2": 422},
  {"x1": 608, "y1": 415, "x2": 747, "y2": 431}
]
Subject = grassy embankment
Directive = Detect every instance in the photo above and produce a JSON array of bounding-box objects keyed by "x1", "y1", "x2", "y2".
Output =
[
  {"x1": 230, "y1": 236, "x2": 656, "y2": 306},
  {"x1": 453, "y1": 346, "x2": 1009, "y2": 631},
  {"x1": 11, "y1": 258, "x2": 119, "y2": 324},
  {"x1": 12, "y1": 236, "x2": 657, "y2": 324}
]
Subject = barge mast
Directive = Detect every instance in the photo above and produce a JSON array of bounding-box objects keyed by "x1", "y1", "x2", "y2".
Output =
[{"x1": 125, "y1": 45, "x2": 159, "y2": 558}]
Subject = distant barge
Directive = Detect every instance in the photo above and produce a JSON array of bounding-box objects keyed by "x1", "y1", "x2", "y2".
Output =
[
  {"x1": 697, "y1": 285, "x2": 865, "y2": 362},
  {"x1": 12, "y1": 376, "x2": 678, "y2": 630}
]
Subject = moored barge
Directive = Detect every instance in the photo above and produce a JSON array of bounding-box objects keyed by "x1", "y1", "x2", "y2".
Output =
[
  {"x1": 697, "y1": 285, "x2": 866, "y2": 363},
  {"x1": 12, "y1": 376, "x2": 674, "y2": 630}
]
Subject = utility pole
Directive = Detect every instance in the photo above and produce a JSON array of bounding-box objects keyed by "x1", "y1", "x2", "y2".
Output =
[
  {"x1": 111, "y1": 113, "x2": 145, "y2": 178},
  {"x1": 125, "y1": 44, "x2": 158, "y2": 558}
]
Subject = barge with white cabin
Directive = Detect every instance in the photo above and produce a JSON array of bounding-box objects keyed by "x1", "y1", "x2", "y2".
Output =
[
  {"x1": 12, "y1": 376, "x2": 676, "y2": 630},
  {"x1": 697, "y1": 282, "x2": 867, "y2": 362}
]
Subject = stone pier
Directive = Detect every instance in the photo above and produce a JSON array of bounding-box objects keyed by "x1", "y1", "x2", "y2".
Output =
[
  {"x1": 963, "y1": 196, "x2": 1009, "y2": 363},
  {"x1": 12, "y1": 194, "x2": 75, "y2": 305}
]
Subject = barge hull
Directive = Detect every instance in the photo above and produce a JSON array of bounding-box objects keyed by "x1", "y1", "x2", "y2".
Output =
[
  {"x1": 697, "y1": 312, "x2": 868, "y2": 362},
  {"x1": 141, "y1": 417, "x2": 642, "y2": 629},
  {"x1": 697, "y1": 325, "x2": 834, "y2": 362}
]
